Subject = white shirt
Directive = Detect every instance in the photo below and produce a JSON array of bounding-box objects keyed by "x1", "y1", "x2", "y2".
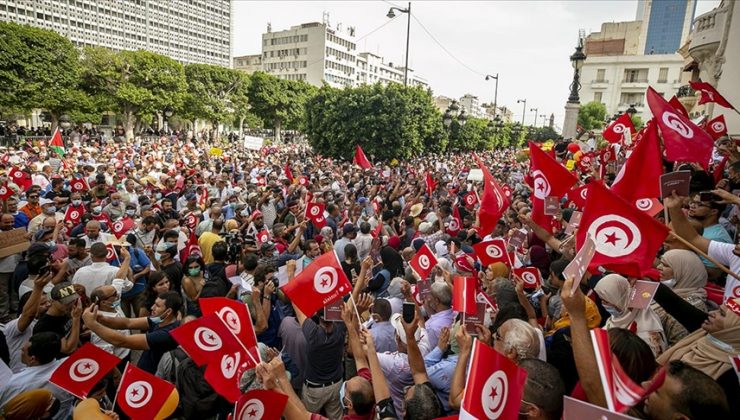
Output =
[
  {"x1": 71, "y1": 262, "x2": 121, "y2": 296},
  {"x1": 81, "y1": 232, "x2": 114, "y2": 248},
  {"x1": 0, "y1": 358, "x2": 73, "y2": 420},
  {"x1": 708, "y1": 241, "x2": 740, "y2": 303},
  {"x1": 92, "y1": 308, "x2": 131, "y2": 359},
  {"x1": 0, "y1": 318, "x2": 36, "y2": 372}
]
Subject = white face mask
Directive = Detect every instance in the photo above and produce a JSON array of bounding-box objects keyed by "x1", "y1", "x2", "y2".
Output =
[
  {"x1": 603, "y1": 304, "x2": 622, "y2": 318},
  {"x1": 660, "y1": 279, "x2": 676, "y2": 288}
]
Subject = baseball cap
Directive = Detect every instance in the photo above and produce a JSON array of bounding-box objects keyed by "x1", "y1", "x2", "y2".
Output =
[
  {"x1": 39, "y1": 198, "x2": 54, "y2": 206},
  {"x1": 50, "y1": 282, "x2": 79, "y2": 305},
  {"x1": 342, "y1": 223, "x2": 358, "y2": 235},
  {"x1": 33, "y1": 229, "x2": 53, "y2": 242},
  {"x1": 27, "y1": 242, "x2": 56, "y2": 256},
  {"x1": 260, "y1": 241, "x2": 276, "y2": 253}
]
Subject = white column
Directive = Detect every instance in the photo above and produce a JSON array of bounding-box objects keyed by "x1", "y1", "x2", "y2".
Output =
[{"x1": 562, "y1": 102, "x2": 580, "y2": 139}]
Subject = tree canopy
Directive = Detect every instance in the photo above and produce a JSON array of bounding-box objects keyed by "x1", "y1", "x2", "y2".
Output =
[{"x1": 577, "y1": 101, "x2": 607, "y2": 131}]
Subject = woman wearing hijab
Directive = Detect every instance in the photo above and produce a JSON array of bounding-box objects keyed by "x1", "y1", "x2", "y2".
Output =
[
  {"x1": 0, "y1": 389, "x2": 56, "y2": 420},
  {"x1": 528, "y1": 245, "x2": 551, "y2": 278},
  {"x1": 594, "y1": 274, "x2": 667, "y2": 357},
  {"x1": 654, "y1": 249, "x2": 708, "y2": 346},
  {"x1": 367, "y1": 246, "x2": 404, "y2": 297}
]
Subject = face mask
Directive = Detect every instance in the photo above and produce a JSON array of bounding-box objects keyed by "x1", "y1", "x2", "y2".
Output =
[
  {"x1": 155, "y1": 193, "x2": 162, "y2": 200},
  {"x1": 339, "y1": 381, "x2": 348, "y2": 411},
  {"x1": 72, "y1": 200, "x2": 82, "y2": 206},
  {"x1": 272, "y1": 250, "x2": 279, "y2": 257},
  {"x1": 230, "y1": 203, "x2": 236, "y2": 209},
  {"x1": 45, "y1": 206, "x2": 56, "y2": 214},
  {"x1": 707, "y1": 334, "x2": 734, "y2": 352},
  {"x1": 111, "y1": 300, "x2": 121, "y2": 309},
  {"x1": 126, "y1": 209, "x2": 136, "y2": 216},
  {"x1": 112, "y1": 200, "x2": 121, "y2": 206},
  {"x1": 93, "y1": 206, "x2": 102, "y2": 214},
  {"x1": 603, "y1": 304, "x2": 622, "y2": 318},
  {"x1": 46, "y1": 241, "x2": 56, "y2": 248},
  {"x1": 660, "y1": 279, "x2": 676, "y2": 288},
  {"x1": 188, "y1": 268, "x2": 201, "y2": 276},
  {"x1": 155, "y1": 253, "x2": 162, "y2": 262},
  {"x1": 149, "y1": 315, "x2": 163, "y2": 325}
]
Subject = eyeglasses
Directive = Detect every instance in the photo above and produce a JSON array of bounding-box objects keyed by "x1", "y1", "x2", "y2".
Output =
[
  {"x1": 494, "y1": 331, "x2": 503, "y2": 342},
  {"x1": 28, "y1": 195, "x2": 39, "y2": 198}
]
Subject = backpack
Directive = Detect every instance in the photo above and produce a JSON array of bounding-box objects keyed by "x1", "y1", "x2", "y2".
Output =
[{"x1": 175, "y1": 357, "x2": 230, "y2": 418}]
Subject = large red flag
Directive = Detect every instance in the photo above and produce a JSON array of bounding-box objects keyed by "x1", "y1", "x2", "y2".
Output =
[
  {"x1": 609, "y1": 122, "x2": 663, "y2": 211},
  {"x1": 425, "y1": 172, "x2": 437, "y2": 196},
  {"x1": 170, "y1": 314, "x2": 237, "y2": 366},
  {"x1": 234, "y1": 389, "x2": 289, "y2": 420},
  {"x1": 453, "y1": 276, "x2": 477, "y2": 315},
  {"x1": 111, "y1": 217, "x2": 136, "y2": 239},
  {"x1": 281, "y1": 251, "x2": 352, "y2": 316},
  {"x1": 353, "y1": 145, "x2": 373, "y2": 169},
  {"x1": 9, "y1": 167, "x2": 31, "y2": 191},
  {"x1": 204, "y1": 343, "x2": 255, "y2": 403},
  {"x1": 668, "y1": 96, "x2": 690, "y2": 118},
  {"x1": 199, "y1": 297, "x2": 260, "y2": 360},
  {"x1": 50, "y1": 343, "x2": 120, "y2": 399},
  {"x1": 529, "y1": 142, "x2": 578, "y2": 228},
  {"x1": 461, "y1": 339, "x2": 528, "y2": 419},
  {"x1": 602, "y1": 114, "x2": 636, "y2": 144},
  {"x1": 689, "y1": 80, "x2": 735, "y2": 109},
  {"x1": 473, "y1": 238, "x2": 511, "y2": 267},
  {"x1": 446, "y1": 206, "x2": 462, "y2": 236},
  {"x1": 646, "y1": 87, "x2": 714, "y2": 169},
  {"x1": 116, "y1": 363, "x2": 177, "y2": 420},
  {"x1": 284, "y1": 163, "x2": 294, "y2": 183},
  {"x1": 566, "y1": 183, "x2": 589, "y2": 210},
  {"x1": 304, "y1": 201, "x2": 326, "y2": 229},
  {"x1": 591, "y1": 328, "x2": 665, "y2": 413},
  {"x1": 63, "y1": 204, "x2": 85, "y2": 226},
  {"x1": 409, "y1": 243, "x2": 439, "y2": 280},
  {"x1": 473, "y1": 153, "x2": 509, "y2": 237},
  {"x1": 704, "y1": 114, "x2": 728, "y2": 140},
  {"x1": 577, "y1": 182, "x2": 669, "y2": 277}
]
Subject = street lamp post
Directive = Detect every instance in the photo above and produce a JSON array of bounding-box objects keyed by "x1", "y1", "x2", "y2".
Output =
[
  {"x1": 562, "y1": 37, "x2": 587, "y2": 139},
  {"x1": 485, "y1": 74, "x2": 499, "y2": 118},
  {"x1": 517, "y1": 99, "x2": 527, "y2": 125},
  {"x1": 387, "y1": 2, "x2": 411, "y2": 87},
  {"x1": 530, "y1": 108, "x2": 539, "y2": 127},
  {"x1": 540, "y1": 114, "x2": 547, "y2": 127}
]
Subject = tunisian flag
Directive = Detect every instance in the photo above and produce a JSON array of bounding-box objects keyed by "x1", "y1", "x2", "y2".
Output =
[
  {"x1": 284, "y1": 163, "x2": 294, "y2": 182},
  {"x1": 116, "y1": 363, "x2": 178, "y2": 420},
  {"x1": 529, "y1": 142, "x2": 578, "y2": 228},
  {"x1": 602, "y1": 113, "x2": 636, "y2": 144},
  {"x1": 305, "y1": 201, "x2": 327, "y2": 230},
  {"x1": 111, "y1": 217, "x2": 136, "y2": 239},
  {"x1": 646, "y1": 87, "x2": 714, "y2": 169},
  {"x1": 668, "y1": 96, "x2": 690, "y2": 118},
  {"x1": 473, "y1": 153, "x2": 509, "y2": 236},
  {"x1": 473, "y1": 238, "x2": 510, "y2": 266},
  {"x1": 461, "y1": 339, "x2": 528, "y2": 420},
  {"x1": 591, "y1": 328, "x2": 665, "y2": 413},
  {"x1": 170, "y1": 314, "x2": 237, "y2": 366},
  {"x1": 409, "y1": 243, "x2": 439, "y2": 280},
  {"x1": 234, "y1": 389, "x2": 289, "y2": 420},
  {"x1": 425, "y1": 172, "x2": 437, "y2": 196},
  {"x1": 577, "y1": 182, "x2": 669, "y2": 277},
  {"x1": 64, "y1": 204, "x2": 85, "y2": 226},
  {"x1": 50, "y1": 342, "x2": 120, "y2": 399},
  {"x1": 281, "y1": 251, "x2": 352, "y2": 317},
  {"x1": 69, "y1": 178, "x2": 89, "y2": 192},
  {"x1": 689, "y1": 80, "x2": 736, "y2": 109},
  {"x1": 353, "y1": 145, "x2": 373, "y2": 169},
  {"x1": 200, "y1": 297, "x2": 260, "y2": 361},
  {"x1": 9, "y1": 167, "x2": 31, "y2": 191},
  {"x1": 704, "y1": 114, "x2": 728, "y2": 140},
  {"x1": 453, "y1": 276, "x2": 477, "y2": 315},
  {"x1": 446, "y1": 206, "x2": 462, "y2": 236},
  {"x1": 610, "y1": 121, "x2": 663, "y2": 212}
]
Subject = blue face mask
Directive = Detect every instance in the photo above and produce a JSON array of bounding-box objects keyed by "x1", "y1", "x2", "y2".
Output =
[
  {"x1": 112, "y1": 200, "x2": 121, "y2": 206},
  {"x1": 155, "y1": 253, "x2": 162, "y2": 262},
  {"x1": 339, "y1": 381, "x2": 348, "y2": 411},
  {"x1": 45, "y1": 206, "x2": 57, "y2": 214},
  {"x1": 603, "y1": 304, "x2": 622, "y2": 318},
  {"x1": 111, "y1": 300, "x2": 121, "y2": 309},
  {"x1": 149, "y1": 315, "x2": 163, "y2": 325}
]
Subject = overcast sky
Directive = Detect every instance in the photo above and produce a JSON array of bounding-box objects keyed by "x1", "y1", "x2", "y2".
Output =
[{"x1": 232, "y1": 0, "x2": 719, "y2": 128}]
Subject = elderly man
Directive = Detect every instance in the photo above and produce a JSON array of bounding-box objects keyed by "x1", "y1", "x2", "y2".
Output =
[
  {"x1": 103, "y1": 192, "x2": 126, "y2": 221},
  {"x1": 80, "y1": 220, "x2": 113, "y2": 248},
  {"x1": 423, "y1": 282, "x2": 454, "y2": 350},
  {"x1": 89, "y1": 285, "x2": 131, "y2": 360},
  {"x1": 72, "y1": 243, "x2": 131, "y2": 297},
  {"x1": 27, "y1": 198, "x2": 62, "y2": 235},
  {"x1": 494, "y1": 319, "x2": 542, "y2": 364}
]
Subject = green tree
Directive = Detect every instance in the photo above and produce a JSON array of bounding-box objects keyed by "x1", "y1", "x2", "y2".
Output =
[
  {"x1": 528, "y1": 126, "x2": 559, "y2": 142},
  {"x1": 247, "y1": 72, "x2": 315, "y2": 142},
  {"x1": 181, "y1": 64, "x2": 249, "y2": 137},
  {"x1": 577, "y1": 101, "x2": 607, "y2": 131},
  {"x1": 0, "y1": 22, "x2": 93, "y2": 129},
  {"x1": 630, "y1": 114, "x2": 644, "y2": 130},
  {"x1": 80, "y1": 47, "x2": 187, "y2": 140}
]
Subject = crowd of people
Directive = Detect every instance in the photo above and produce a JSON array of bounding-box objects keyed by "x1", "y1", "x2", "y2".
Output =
[{"x1": 0, "y1": 126, "x2": 737, "y2": 420}]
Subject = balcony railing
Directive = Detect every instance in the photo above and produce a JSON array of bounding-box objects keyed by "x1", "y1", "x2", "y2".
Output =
[
  {"x1": 591, "y1": 79, "x2": 609, "y2": 83},
  {"x1": 622, "y1": 79, "x2": 649, "y2": 84},
  {"x1": 676, "y1": 85, "x2": 695, "y2": 98}
]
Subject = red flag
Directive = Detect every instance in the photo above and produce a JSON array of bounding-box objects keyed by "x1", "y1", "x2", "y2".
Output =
[
  {"x1": 464, "y1": 191, "x2": 478, "y2": 207},
  {"x1": 371, "y1": 219, "x2": 383, "y2": 239},
  {"x1": 610, "y1": 122, "x2": 663, "y2": 210},
  {"x1": 689, "y1": 80, "x2": 735, "y2": 109},
  {"x1": 409, "y1": 243, "x2": 439, "y2": 280},
  {"x1": 199, "y1": 297, "x2": 259, "y2": 360},
  {"x1": 425, "y1": 172, "x2": 437, "y2": 196},
  {"x1": 170, "y1": 314, "x2": 237, "y2": 366},
  {"x1": 50, "y1": 343, "x2": 120, "y2": 399},
  {"x1": 529, "y1": 142, "x2": 578, "y2": 228},
  {"x1": 577, "y1": 182, "x2": 669, "y2": 277},
  {"x1": 704, "y1": 114, "x2": 728, "y2": 140},
  {"x1": 180, "y1": 230, "x2": 202, "y2": 262},
  {"x1": 70, "y1": 178, "x2": 89, "y2": 192},
  {"x1": 461, "y1": 339, "x2": 528, "y2": 420},
  {"x1": 512, "y1": 267, "x2": 542, "y2": 290},
  {"x1": 284, "y1": 163, "x2": 294, "y2": 182},
  {"x1": 452, "y1": 276, "x2": 477, "y2": 315},
  {"x1": 9, "y1": 167, "x2": 31, "y2": 191},
  {"x1": 602, "y1": 114, "x2": 636, "y2": 144},
  {"x1": 234, "y1": 389, "x2": 288, "y2": 420},
  {"x1": 116, "y1": 363, "x2": 177, "y2": 420},
  {"x1": 281, "y1": 251, "x2": 352, "y2": 316},
  {"x1": 591, "y1": 328, "x2": 663, "y2": 413},
  {"x1": 256, "y1": 229, "x2": 271, "y2": 245},
  {"x1": 105, "y1": 243, "x2": 119, "y2": 263},
  {"x1": 183, "y1": 212, "x2": 199, "y2": 231},
  {"x1": 566, "y1": 184, "x2": 589, "y2": 210},
  {"x1": 646, "y1": 87, "x2": 714, "y2": 169},
  {"x1": 446, "y1": 206, "x2": 462, "y2": 236},
  {"x1": 473, "y1": 238, "x2": 510, "y2": 267},
  {"x1": 204, "y1": 347, "x2": 254, "y2": 403},
  {"x1": 576, "y1": 152, "x2": 596, "y2": 174},
  {"x1": 0, "y1": 183, "x2": 13, "y2": 200},
  {"x1": 64, "y1": 204, "x2": 85, "y2": 225},
  {"x1": 473, "y1": 153, "x2": 509, "y2": 236},
  {"x1": 668, "y1": 96, "x2": 690, "y2": 118},
  {"x1": 304, "y1": 201, "x2": 326, "y2": 229},
  {"x1": 198, "y1": 188, "x2": 209, "y2": 209},
  {"x1": 353, "y1": 145, "x2": 373, "y2": 170},
  {"x1": 111, "y1": 218, "x2": 136, "y2": 239},
  {"x1": 297, "y1": 175, "x2": 309, "y2": 187}
]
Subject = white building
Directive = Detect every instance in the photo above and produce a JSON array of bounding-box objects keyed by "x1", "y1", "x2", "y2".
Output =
[
  {"x1": 355, "y1": 53, "x2": 428, "y2": 89},
  {"x1": 459, "y1": 94, "x2": 484, "y2": 119},
  {"x1": 261, "y1": 22, "x2": 357, "y2": 88},
  {"x1": 233, "y1": 54, "x2": 263, "y2": 74},
  {"x1": 0, "y1": 0, "x2": 231, "y2": 67}
]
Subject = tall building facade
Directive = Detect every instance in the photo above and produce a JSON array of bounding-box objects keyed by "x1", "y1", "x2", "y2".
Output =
[
  {"x1": 233, "y1": 54, "x2": 263, "y2": 74},
  {"x1": 0, "y1": 0, "x2": 231, "y2": 67},
  {"x1": 638, "y1": 0, "x2": 697, "y2": 54}
]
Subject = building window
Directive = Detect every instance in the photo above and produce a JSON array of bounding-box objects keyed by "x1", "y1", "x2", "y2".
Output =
[
  {"x1": 658, "y1": 67, "x2": 668, "y2": 83},
  {"x1": 596, "y1": 69, "x2": 605, "y2": 82},
  {"x1": 594, "y1": 92, "x2": 603, "y2": 103},
  {"x1": 623, "y1": 69, "x2": 648, "y2": 83}
]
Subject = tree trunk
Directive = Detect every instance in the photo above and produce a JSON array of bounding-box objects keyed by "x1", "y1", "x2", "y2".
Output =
[
  {"x1": 274, "y1": 119, "x2": 282, "y2": 143},
  {"x1": 50, "y1": 112, "x2": 59, "y2": 133},
  {"x1": 239, "y1": 116, "x2": 245, "y2": 133},
  {"x1": 212, "y1": 121, "x2": 220, "y2": 141},
  {"x1": 122, "y1": 111, "x2": 136, "y2": 141}
]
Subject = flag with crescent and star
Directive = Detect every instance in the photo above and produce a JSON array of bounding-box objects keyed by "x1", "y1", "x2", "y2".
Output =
[{"x1": 50, "y1": 342, "x2": 120, "y2": 399}]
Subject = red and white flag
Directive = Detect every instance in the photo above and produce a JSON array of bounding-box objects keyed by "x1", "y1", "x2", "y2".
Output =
[
  {"x1": 353, "y1": 145, "x2": 373, "y2": 170},
  {"x1": 183, "y1": 212, "x2": 199, "y2": 231},
  {"x1": 64, "y1": 204, "x2": 85, "y2": 226},
  {"x1": 70, "y1": 178, "x2": 89, "y2": 192},
  {"x1": 10, "y1": 167, "x2": 31, "y2": 191},
  {"x1": 461, "y1": 339, "x2": 528, "y2": 420},
  {"x1": 464, "y1": 191, "x2": 478, "y2": 207},
  {"x1": 453, "y1": 276, "x2": 477, "y2": 315},
  {"x1": 284, "y1": 163, "x2": 294, "y2": 183},
  {"x1": 610, "y1": 122, "x2": 663, "y2": 212},
  {"x1": 0, "y1": 183, "x2": 13, "y2": 200},
  {"x1": 512, "y1": 267, "x2": 542, "y2": 290},
  {"x1": 180, "y1": 231, "x2": 202, "y2": 262},
  {"x1": 646, "y1": 87, "x2": 714, "y2": 169},
  {"x1": 668, "y1": 96, "x2": 690, "y2": 118},
  {"x1": 298, "y1": 175, "x2": 309, "y2": 187},
  {"x1": 111, "y1": 218, "x2": 136, "y2": 239},
  {"x1": 50, "y1": 343, "x2": 120, "y2": 399},
  {"x1": 566, "y1": 184, "x2": 589, "y2": 210},
  {"x1": 304, "y1": 201, "x2": 326, "y2": 230},
  {"x1": 473, "y1": 238, "x2": 510, "y2": 267},
  {"x1": 281, "y1": 251, "x2": 352, "y2": 317},
  {"x1": 602, "y1": 114, "x2": 636, "y2": 144},
  {"x1": 105, "y1": 243, "x2": 119, "y2": 263},
  {"x1": 200, "y1": 297, "x2": 260, "y2": 361},
  {"x1": 704, "y1": 114, "x2": 728, "y2": 140},
  {"x1": 689, "y1": 80, "x2": 736, "y2": 109},
  {"x1": 256, "y1": 229, "x2": 271, "y2": 245},
  {"x1": 578, "y1": 182, "x2": 669, "y2": 277},
  {"x1": 529, "y1": 142, "x2": 578, "y2": 228},
  {"x1": 234, "y1": 389, "x2": 289, "y2": 420},
  {"x1": 591, "y1": 328, "x2": 665, "y2": 413},
  {"x1": 473, "y1": 153, "x2": 509, "y2": 237},
  {"x1": 116, "y1": 363, "x2": 177, "y2": 420},
  {"x1": 425, "y1": 172, "x2": 437, "y2": 196},
  {"x1": 409, "y1": 243, "x2": 439, "y2": 280},
  {"x1": 170, "y1": 314, "x2": 237, "y2": 366},
  {"x1": 446, "y1": 206, "x2": 462, "y2": 236}
]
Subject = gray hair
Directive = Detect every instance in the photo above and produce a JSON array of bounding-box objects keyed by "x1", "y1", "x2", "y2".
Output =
[
  {"x1": 501, "y1": 319, "x2": 540, "y2": 363},
  {"x1": 430, "y1": 282, "x2": 452, "y2": 307}
]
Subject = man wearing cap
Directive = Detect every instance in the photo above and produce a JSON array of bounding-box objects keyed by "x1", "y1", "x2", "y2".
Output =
[
  {"x1": 33, "y1": 282, "x2": 82, "y2": 356},
  {"x1": 20, "y1": 187, "x2": 42, "y2": 221},
  {"x1": 27, "y1": 198, "x2": 62, "y2": 236},
  {"x1": 334, "y1": 223, "x2": 358, "y2": 261},
  {"x1": 72, "y1": 243, "x2": 132, "y2": 297}
]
